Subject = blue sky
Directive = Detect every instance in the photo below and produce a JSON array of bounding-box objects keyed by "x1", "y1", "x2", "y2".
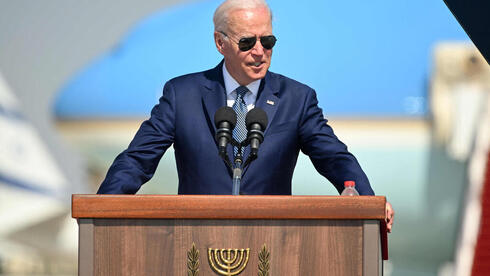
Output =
[{"x1": 55, "y1": 0, "x2": 469, "y2": 118}]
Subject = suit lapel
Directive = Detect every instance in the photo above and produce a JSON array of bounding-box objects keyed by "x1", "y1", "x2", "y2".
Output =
[
  {"x1": 254, "y1": 73, "x2": 279, "y2": 136},
  {"x1": 242, "y1": 72, "x2": 279, "y2": 178},
  {"x1": 201, "y1": 61, "x2": 233, "y2": 176},
  {"x1": 202, "y1": 61, "x2": 227, "y2": 137}
]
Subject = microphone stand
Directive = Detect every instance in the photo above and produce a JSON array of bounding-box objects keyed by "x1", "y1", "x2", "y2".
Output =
[
  {"x1": 242, "y1": 153, "x2": 257, "y2": 168},
  {"x1": 219, "y1": 151, "x2": 233, "y2": 170},
  {"x1": 224, "y1": 139, "x2": 259, "y2": 195},
  {"x1": 232, "y1": 149, "x2": 243, "y2": 195}
]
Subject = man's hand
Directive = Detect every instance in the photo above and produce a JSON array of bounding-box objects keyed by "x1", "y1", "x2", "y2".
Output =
[{"x1": 385, "y1": 201, "x2": 394, "y2": 233}]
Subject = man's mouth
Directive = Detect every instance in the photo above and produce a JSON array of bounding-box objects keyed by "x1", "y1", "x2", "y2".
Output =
[{"x1": 248, "y1": 61, "x2": 264, "y2": 68}]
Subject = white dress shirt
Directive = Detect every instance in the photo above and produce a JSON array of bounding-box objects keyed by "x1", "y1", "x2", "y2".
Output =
[{"x1": 222, "y1": 62, "x2": 260, "y2": 111}]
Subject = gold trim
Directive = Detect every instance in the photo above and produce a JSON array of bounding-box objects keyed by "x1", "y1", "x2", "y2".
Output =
[
  {"x1": 187, "y1": 243, "x2": 200, "y2": 276},
  {"x1": 208, "y1": 248, "x2": 250, "y2": 276},
  {"x1": 258, "y1": 244, "x2": 270, "y2": 276}
]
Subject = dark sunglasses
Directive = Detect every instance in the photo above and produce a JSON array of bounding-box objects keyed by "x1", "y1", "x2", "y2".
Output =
[{"x1": 219, "y1": 31, "x2": 277, "y2": 51}]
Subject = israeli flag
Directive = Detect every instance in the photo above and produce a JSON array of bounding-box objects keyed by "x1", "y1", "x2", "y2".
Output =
[{"x1": 0, "y1": 72, "x2": 68, "y2": 237}]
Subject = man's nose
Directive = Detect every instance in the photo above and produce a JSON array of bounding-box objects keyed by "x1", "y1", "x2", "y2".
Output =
[{"x1": 251, "y1": 41, "x2": 265, "y2": 55}]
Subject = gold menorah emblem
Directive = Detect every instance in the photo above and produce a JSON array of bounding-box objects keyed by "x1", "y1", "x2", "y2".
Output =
[{"x1": 207, "y1": 248, "x2": 250, "y2": 276}]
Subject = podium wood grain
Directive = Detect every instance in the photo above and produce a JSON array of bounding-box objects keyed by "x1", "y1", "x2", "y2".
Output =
[{"x1": 91, "y1": 219, "x2": 363, "y2": 275}]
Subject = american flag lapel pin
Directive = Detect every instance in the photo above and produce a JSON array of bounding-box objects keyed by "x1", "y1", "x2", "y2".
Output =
[{"x1": 266, "y1": 100, "x2": 275, "y2": 105}]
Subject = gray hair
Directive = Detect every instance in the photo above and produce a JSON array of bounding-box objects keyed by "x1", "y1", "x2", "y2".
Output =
[{"x1": 213, "y1": 0, "x2": 272, "y2": 32}]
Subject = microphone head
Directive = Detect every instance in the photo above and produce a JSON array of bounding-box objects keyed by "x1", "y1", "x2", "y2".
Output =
[
  {"x1": 245, "y1": 107, "x2": 268, "y2": 130},
  {"x1": 214, "y1": 106, "x2": 237, "y2": 129}
]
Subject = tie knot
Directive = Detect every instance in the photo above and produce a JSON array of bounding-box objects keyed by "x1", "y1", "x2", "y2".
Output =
[{"x1": 235, "y1": 86, "x2": 248, "y2": 99}]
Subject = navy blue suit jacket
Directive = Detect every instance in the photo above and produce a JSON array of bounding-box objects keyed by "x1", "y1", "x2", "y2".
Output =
[{"x1": 97, "y1": 61, "x2": 374, "y2": 195}]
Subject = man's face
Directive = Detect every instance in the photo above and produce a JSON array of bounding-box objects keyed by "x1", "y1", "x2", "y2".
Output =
[{"x1": 214, "y1": 7, "x2": 273, "y2": 86}]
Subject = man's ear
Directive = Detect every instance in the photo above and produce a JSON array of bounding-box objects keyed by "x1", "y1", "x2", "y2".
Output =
[{"x1": 214, "y1": 31, "x2": 225, "y2": 55}]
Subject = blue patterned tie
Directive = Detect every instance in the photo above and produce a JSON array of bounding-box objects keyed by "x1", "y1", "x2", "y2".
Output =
[{"x1": 232, "y1": 86, "x2": 249, "y2": 157}]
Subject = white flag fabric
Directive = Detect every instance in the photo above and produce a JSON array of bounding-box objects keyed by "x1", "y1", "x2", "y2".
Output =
[{"x1": 0, "y1": 72, "x2": 68, "y2": 236}]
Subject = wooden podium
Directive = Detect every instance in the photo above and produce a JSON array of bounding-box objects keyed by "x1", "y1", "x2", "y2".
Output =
[{"x1": 72, "y1": 195, "x2": 388, "y2": 275}]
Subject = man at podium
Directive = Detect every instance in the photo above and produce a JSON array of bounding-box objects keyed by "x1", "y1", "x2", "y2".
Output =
[{"x1": 97, "y1": 0, "x2": 394, "y2": 231}]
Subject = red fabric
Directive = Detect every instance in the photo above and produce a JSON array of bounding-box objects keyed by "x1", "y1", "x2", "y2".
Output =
[
  {"x1": 472, "y1": 151, "x2": 490, "y2": 275},
  {"x1": 381, "y1": 220, "x2": 389, "y2": 260}
]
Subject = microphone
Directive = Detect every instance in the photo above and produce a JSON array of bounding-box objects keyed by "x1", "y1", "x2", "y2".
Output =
[
  {"x1": 214, "y1": 106, "x2": 237, "y2": 156},
  {"x1": 245, "y1": 107, "x2": 268, "y2": 156}
]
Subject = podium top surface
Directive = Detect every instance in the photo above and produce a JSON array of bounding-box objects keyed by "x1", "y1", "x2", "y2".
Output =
[{"x1": 72, "y1": 195, "x2": 386, "y2": 220}]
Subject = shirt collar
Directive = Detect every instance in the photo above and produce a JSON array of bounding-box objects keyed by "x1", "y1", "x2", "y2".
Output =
[{"x1": 222, "y1": 62, "x2": 261, "y2": 97}]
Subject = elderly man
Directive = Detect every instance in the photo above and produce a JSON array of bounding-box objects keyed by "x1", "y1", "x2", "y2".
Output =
[{"x1": 97, "y1": 0, "x2": 394, "y2": 231}]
